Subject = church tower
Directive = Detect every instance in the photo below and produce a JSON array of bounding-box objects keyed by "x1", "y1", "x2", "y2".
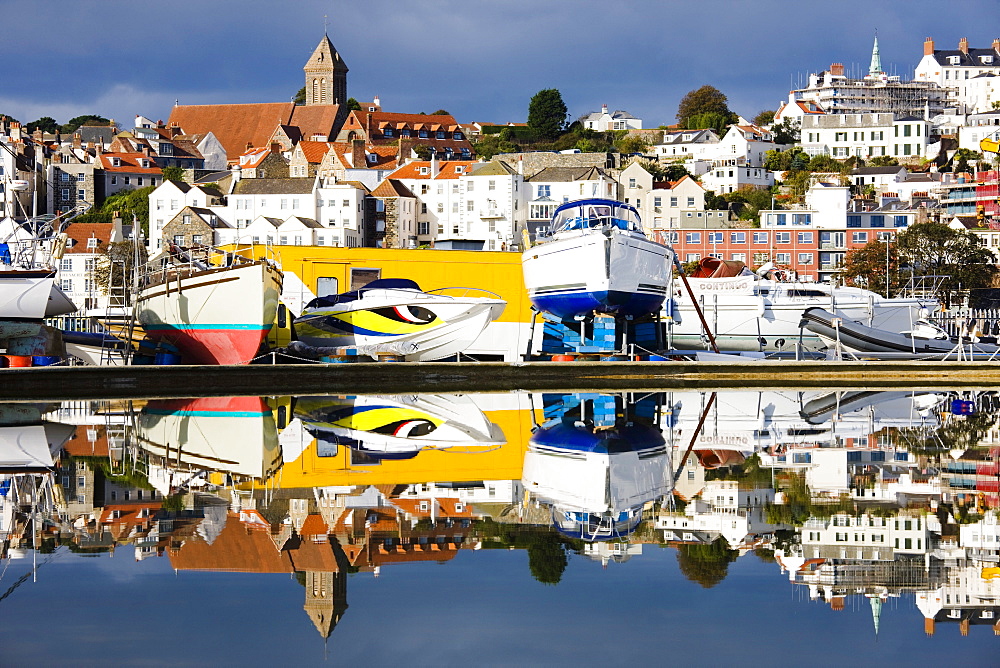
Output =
[{"x1": 304, "y1": 34, "x2": 348, "y2": 106}]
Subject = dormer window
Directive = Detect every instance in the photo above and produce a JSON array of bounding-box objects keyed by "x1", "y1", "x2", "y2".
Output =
[
  {"x1": 383, "y1": 128, "x2": 394, "y2": 138},
  {"x1": 453, "y1": 132, "x2": 464, "y2": 140},
  {"x1": 948, "y1": 55, "x2": 961, "y2": 65},
  {"x1": 982, "y1": 55, "x2": 994, "y2": 64},
  {"x1": 419, "y1": 166, "x2": 429, "y2": 175},
  {"x1": 86, "y1": 237, "x2": 98, "y2": 249},
  {"x1": 454, "y1": 166, "x2": 464, "y2": 173},
  {"x1": 367, "y1": 153, "x2": 377, "y2": 163},
  {"x1": 368, "y1": 106, "x2": 376, "y2": 112},
  {"x1": 141, "y1": 159, "x2": 149, "y2": 168},
  {"x1": 418, "y1": 129, "x2": 428, "y2": 138},
  {"x1": 401, "y1": 128, "x2": 411, "y2": 137},
  {"x1": 111, "y1": 157, "x2": 121, "y2": 167}
]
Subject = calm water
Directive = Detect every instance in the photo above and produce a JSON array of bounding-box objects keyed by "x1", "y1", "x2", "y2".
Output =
[{"x1": 2, "y1": 389, "x2": 998, "y2": 666}]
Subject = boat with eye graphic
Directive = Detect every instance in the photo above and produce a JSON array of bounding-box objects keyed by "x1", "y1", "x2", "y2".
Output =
[{"x1": 293, "y1": 278, "x2": 506, "y2": 361}]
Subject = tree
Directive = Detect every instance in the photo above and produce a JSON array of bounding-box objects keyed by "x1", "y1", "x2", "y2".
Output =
[
  {"x1": 753, "y1": 110, "x2": 776, "y2": 126},
  {"x1": 92, "y1": 240, "x2": 148, "y2": 304},
  {"x1": 526, "y1": 533, "x2": 568, "y2": 585},
  {"x1": 896, "y1": 222, "x2": 999, "y2": 306},
  {"x1": 839, "y1": 239, "x2": 901, "y2": 297},
  {"x1": 869, "y1": 155, "x2": 899, "y2": 167},
  {"x1": 161, "y1": 166, "x2": 185, "y2": 182},
  {"x1": 27, "y1": 116, "x2": 59, "y2": 134},
  {"x1": 676, "y1": 85, "x2": 733, "y2": 125},
  {"x1": 347, "y1": 97, "x2": 361, "y2": 111},
  {"x1": 675, "y1": 536, "x2": 739, "y2": 588},
  {"x1": 807, "y1": 154, "x2": 846, "y2": 174},
  {"x1": 527, "y1": 89, "x2": 568, "y2": 141},
  {"x1": 616, "y1": 133, "x2": 650, "y2": 154},
  {"x1": 61, "y1": 115, "x2": 110, "y2": 134},
  {"x1": 771, "y1": 118, "x2": 800, "y2": 145},
  {"x1": 74, "y1": 185, "x2": 155, "y2": 235},
  {"x1": 0, "y1": 114, "x2": 20, "y2": 125},
  {"x1": 429, "y1": 109, "x2": 450, "y2": 116},
  {"x1": 952, "y1": 148, "x2": 983, "y2": 174},
  {"x1": 684, "y1": 111, "x2": 732, "y2": 136},
  {"x1": 294, "y1": 87, "x2": 306, "y2": 104}
]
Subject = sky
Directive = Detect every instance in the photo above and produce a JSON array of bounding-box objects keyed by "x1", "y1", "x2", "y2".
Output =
[{"x1": 2, "y1": 0, "x2": 1000, "y2": 130}]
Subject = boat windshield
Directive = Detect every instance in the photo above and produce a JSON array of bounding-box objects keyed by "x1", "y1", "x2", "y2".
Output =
[{"x1": 547, "y1": 200, "x2": 641, "y2": 235}]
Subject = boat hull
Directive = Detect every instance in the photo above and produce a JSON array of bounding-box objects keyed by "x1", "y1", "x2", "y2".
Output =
[
  {"x1": 137, "y1": 261, "x2": 282, "y2": 365},
  {"x1": 522, "y1": 229, "x2": 671, "y2": 320},
  {"x1": 0, "y1": 270, "x2": 77, "y2": 319},
  {"x1": 668, "y1": 278, "x2": 933, "y2": 352},
  {"x1": 295, "y1": 289, "x2": 505, "y2": 361}
]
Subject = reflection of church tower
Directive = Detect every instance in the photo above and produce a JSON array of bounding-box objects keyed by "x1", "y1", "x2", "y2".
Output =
[
  {"x1": 303, "y1": 569, "x2": 349, "y2": 639},
  {"x1": 304, "y1": 34, "x2": 348, "y2": 106}
]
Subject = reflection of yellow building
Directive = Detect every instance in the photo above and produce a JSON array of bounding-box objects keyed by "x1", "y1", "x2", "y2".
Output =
[{"x1": 268, "y1": 394, "x2": 537, "y2": 489}]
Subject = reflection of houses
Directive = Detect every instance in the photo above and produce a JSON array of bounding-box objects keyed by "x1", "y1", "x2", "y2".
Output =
[
  {"x1": 800, "y1": 511, "x2": 934, "y2": 560},
  {"x1": 658, "y1": 482, "x2": 786, "y2": 549},
  {"x1": 169, "y1": 509, "x2": 348, "y2": 639},
  {"x1": 917, "y1": 558, "x2": 1000, "y2": 637}
]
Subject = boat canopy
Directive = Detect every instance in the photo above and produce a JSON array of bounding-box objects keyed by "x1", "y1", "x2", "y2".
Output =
[
  {"x1": 547, "y1": 198, "x2": 642, "y2": 235},
  {"x1": 305, "y1": 277, "x2": 422, "y2": 309}
]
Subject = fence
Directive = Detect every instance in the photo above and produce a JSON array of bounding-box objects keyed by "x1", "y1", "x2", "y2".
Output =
[{"x1": 929, "y1": 309, "x2": 1000, "y2": 339}]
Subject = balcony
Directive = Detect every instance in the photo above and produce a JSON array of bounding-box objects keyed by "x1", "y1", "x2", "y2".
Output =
[{"x1": 479, "y1": 208, "x2": 504, "y2": 219}]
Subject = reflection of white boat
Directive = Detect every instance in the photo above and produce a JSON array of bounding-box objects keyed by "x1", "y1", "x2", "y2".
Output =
[
  {"x1": 522, "y1": 199, "x2": 671, "y2": 320},
  {"x1": 294, "y1": 279, "x2": 505, "y2": 361},
  {"x1": 801, "y1": 307, "x2": 1000, "y2": 358},
  {"x1": 0, "y1": 404, "x2": 75, "y2": 472},
  {"x1": 667, "y1": 258, "x2": 934, "y2": 352},
  {"x1": 522, "y1": 394, "x2": 669, "y2": 540},
  {"x1": 136, "y1": 245, "x2": 282, "y2": 365},
  {"x1": 295, "y1": 394, "x2": 506, "y2": 460},
  {"x1": 134, "y1": 397, "x2": 281, "y2": 485}
]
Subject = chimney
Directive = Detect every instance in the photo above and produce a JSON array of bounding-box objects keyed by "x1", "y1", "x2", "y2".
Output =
[
  {"x1": 270, "y1": 142, "x2": 281, "y2": 154},
  {"x1": 71, "y1": 133, "x2": 81, "y2": 150},
  {"x1": 830, "y1": 597, "x2": 845, "y2": 611},
  {"x1": 352, "y1": 138, "x2": 366, "y2": 168},
  {"x1": 430, "y1": 152, "x2": 438, "y2": 179},
  {"x1": 959, "y1": 37, "x2": 969, "y2": 55},
  {"x1": 831, "y1": 63, "x2": 844, "y2": 76},
  {"x1": 397, "y1": 138, "x2": 414, "y2": 162},
  {"x1": 245, "y1": 142, "x2": 253, "y2": 152},
  {"x1": 960, "y1": 617, "x2": 970, "y2": 636},
  {"x1": 924, "y1": 618, "x2": 935, "y2": 636},
  {"x1": 373, "y1": 94, "x2": 380, "y2": 107},
  {"x1": 602, "y1": 103, "x2": 609, "y2": 114},
  {"x1": 993, "y1": 38, "x2": 1000, "y2": 55},
  {"x1": 924, "y1": 37, "x2": 935, "y2": 56}
]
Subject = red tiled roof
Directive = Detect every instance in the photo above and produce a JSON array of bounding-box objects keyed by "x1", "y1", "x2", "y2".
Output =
[
  {"x1": 98, "y1": 152, "x2": 162, "y2": 174},
  {"x1": 386, "y1": 160, "x2": 477, "y2": 180},
  {"x1": 167, "y1": 103, "x2": 296, "y2": 160},
  {"x1": 298, "y1": 140, "x2": 332, "y2": 164},
  {"x1": 299, "y1": 513, "x2": 328, "y2": 537},
  {"x1": 170, "y1": 512, "x2": 291, "y2": 573},
  {"x1": 64, "y1": 223, "x2": 115, "y2": 254}
]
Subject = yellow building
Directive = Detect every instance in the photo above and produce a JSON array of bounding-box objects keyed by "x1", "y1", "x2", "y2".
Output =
[{"x1": 247, "y1": 245, "x2": 534, "y2": 361}]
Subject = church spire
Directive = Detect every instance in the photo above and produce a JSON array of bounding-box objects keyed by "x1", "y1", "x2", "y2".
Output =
[
  {"x1": 304, "y1": 34, "x2": 348, "y2": 106},
  {"x1": 869, "y1": 33, "x2": 883, "y2": 76}
]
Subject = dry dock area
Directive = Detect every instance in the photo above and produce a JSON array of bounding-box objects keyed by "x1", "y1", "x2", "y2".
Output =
[{"x1": 2, "y1": 360, "x2": 1000, "y2": 400}]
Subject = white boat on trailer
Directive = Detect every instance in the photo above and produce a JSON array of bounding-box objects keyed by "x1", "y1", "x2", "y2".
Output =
[{"x1": 522, "y1": 198, "x2": 672, "y2": 320}]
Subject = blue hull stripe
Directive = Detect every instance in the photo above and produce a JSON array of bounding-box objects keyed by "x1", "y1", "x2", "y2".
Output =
[
  {"x1": 530, "y1": 290, "x2": 665, "y2": 320},
  {"x1": 145, "y1": 409, "x2": 271, "y2": 418},
  {"x1": 144, "y1": 324, "x2": 270, "y2": 331}
]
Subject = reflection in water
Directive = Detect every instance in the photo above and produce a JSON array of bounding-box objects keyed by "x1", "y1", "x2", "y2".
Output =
[{"x1": 2, "y1": 389, "x2": 1000, "y2": 659}]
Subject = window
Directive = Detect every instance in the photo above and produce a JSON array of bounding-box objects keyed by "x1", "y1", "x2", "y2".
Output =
[
  {"x1": 383, "y1": 127, "x2": 394, "y2": 137},
  {"x1": 670, "y1": 197, "x2": 678, "y2": 207},
  {"x1": 847, "y1": 215, "x2": 861, "y2": 228},
  {"x1": 753, "y1": 252, "x2": 770, "y2": 264},
  {"x1": 182, "y1": 214, "x2": 192, "y2": 225},
  {"x1": 791, "y1": 214, "x2": 811, "y2": 226},
  {"x1": 797, "y1": 231, "x2": 813, "y2": 243},
  {"x1": 280, "y1": 199, "x2": 288, "y2": 209},
  {"x1": 708, "y1": 232, "x2": 723, "y2": 244},
  {"x1": 870, "y1": 215, "x2": 885, "y2": 228},
  {"x1": 537, "y1": 185, "x2": 550, "y2": 198},
  {"x1": 835, "y1": 132, "x2": 847, "y2": 142},
  {"x1": 418, "y1": 221, "x2": 430, "y2": 235},
  {"x1": 769, "y1": 213, "x2": 787, "y2": 226},
  {"x1": 731, "y1": 253, "x2": 746, "y2": 262},
  {"x1": 685, "y1": 253, "x2": 700, "y2": 262},
  {"x1": 191, "y1": 234, "x2": 203, "y2": 245},
  {"x1": 292, "y1": 198, "x2": 300, "y2": 209},
  {"x1": 685, "y1": 232, "x2": 701, "y2": 243},
  {"x1": 775, "y1": 252, "x2": 791, "y2": 264},
  {"x1": 730, "y1": 231, "x2": 746, "y2": 243},
  {"x1": 628, "y1": 178, "x2": 636, "y2": 188},
  {"x1": 798, "y1": 253, "x2": 813, "y2": 264},
  {"x1": 686, "y1": 197, "x2": 695, "y2": 207},
  {"x1": 753, "y1": 231, "x2": 768, "y2": 244},
  {"x1": 488, "y1": 180, "x2": 496, "y2": 191},
  {"x1": 893, "y1": 215, "x2": 908, "y2": 228},
  {"x1": 776, "y1": 232, "x2": 790, "y2": 244},
  {"x1": 86, "y1": 237, "x2": 98, "y2": 249},
  {"x1": 60, "y1": 258, "x2": 72, "y2": 271}
]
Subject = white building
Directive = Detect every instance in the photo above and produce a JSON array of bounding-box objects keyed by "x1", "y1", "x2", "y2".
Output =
[
  {"x1": 652, "y1": 129, "x2": 721, "y2": 162},
  {"x1": 578, "y1": 104, "x2": 642, "y2": 131},
  {"x1": 800, "y1": 112, "x2": 931, "y2": 159},
  {"x1": 957, "y1": 110, "x2": 1000, "y2": 152},
  {"x1": 800, "y1": 511, "x2": 933, "y2": 560},
  {"x1": 915, "y1": 37, "x2": 1000, "y2": 113}
]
